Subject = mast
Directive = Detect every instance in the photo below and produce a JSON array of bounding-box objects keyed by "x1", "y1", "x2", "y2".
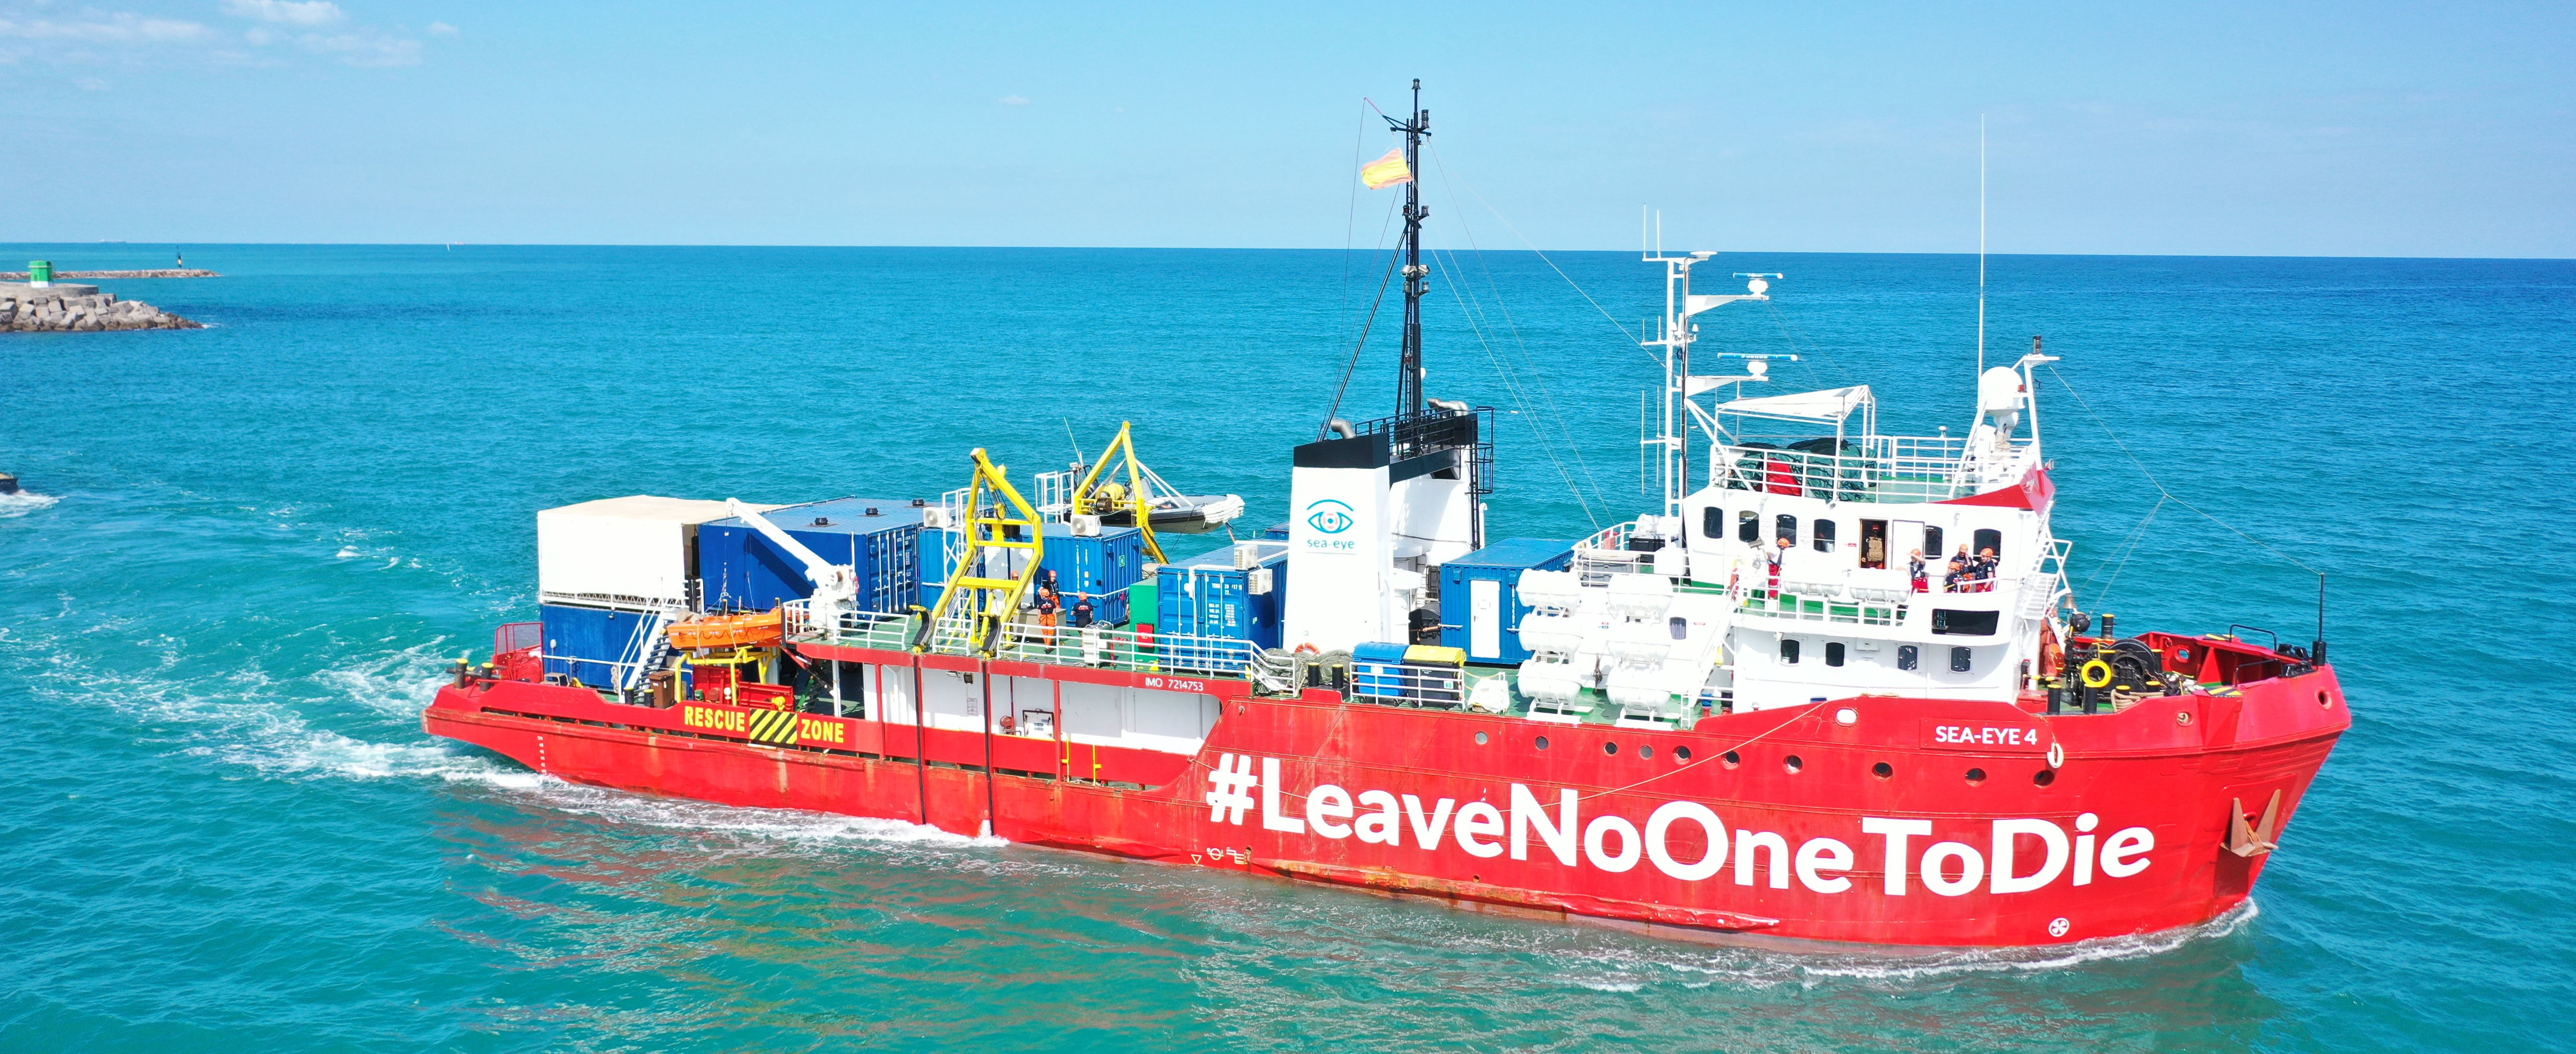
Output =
[{"x1": 1388, "y1": 79, "x2": 1430, "y2": 418}]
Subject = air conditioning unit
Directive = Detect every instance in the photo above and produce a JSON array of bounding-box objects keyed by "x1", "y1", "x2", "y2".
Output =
[{"x1": 1070, "y1": 514, "x2": 1101, "y2": 536}]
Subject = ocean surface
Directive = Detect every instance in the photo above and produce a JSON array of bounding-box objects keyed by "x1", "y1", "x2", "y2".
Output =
[{"x1": 2, "y1": 243, "x2": 2571, "y2": 1052}]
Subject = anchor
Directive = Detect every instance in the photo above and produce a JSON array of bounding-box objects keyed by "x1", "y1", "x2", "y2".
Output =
[{"x1": 2226, "y1": 789, "x2": 2284, "y2": 858}]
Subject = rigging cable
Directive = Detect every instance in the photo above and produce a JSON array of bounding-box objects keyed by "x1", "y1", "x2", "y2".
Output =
[
  {"x1": 2043, "y1": 366, "x2": 2321, "y2": 577},
  {"x1": 1426, "y1": 143, "x2": 1621, "y2": 518},
  {"x1": 1424, "y1": 240, "x2": 1603, "y2": 528},
  {"x1": 1320, "y1": 229, "x2": 1404, "y2": 437},
  {"x1": 1433, "y1": 156, "x2": 1662, "y2": 365}
]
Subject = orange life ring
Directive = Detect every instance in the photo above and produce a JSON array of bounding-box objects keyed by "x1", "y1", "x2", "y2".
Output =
[{"x1": 1293, "y1": 643, "x2": 1320, "y2": 656}]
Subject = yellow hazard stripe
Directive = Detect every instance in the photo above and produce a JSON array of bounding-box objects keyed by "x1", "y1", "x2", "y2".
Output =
[{"x1": 746, "y1": 708, "x2": 802, "y2": 746}]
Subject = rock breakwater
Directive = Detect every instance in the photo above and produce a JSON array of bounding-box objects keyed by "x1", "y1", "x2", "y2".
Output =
[
  {"x1": 0, "y1": 269, "x2": 220, "y2": 280},
  {"x1": 0, "y1": 286, "x2": 201, "y2": 331}
]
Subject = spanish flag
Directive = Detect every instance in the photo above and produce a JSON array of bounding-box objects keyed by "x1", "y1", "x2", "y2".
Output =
[{"x1": 1360, "y1": 147, "x2": 1412, "y2": 189}]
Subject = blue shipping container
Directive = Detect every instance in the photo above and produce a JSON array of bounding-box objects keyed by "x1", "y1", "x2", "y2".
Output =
[
  {"x1": 1158, "y1": 542, "x2": 1289, "y2": 651},
  {"x1": 541, "y1": 602, "x2": 660, "y2": 688},
  {"x1": 1439, "y1": 538, "x2": 1576, "y2": 664},
  {"x1": 699, "y1": 497, "x2": 926, "y2": 614},
  {"x1": 918, "y1": 524, "x2": 1144, "y2": 625}
]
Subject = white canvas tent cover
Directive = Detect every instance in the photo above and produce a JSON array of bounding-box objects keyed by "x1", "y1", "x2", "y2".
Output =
[{"x1": 1715, "y1": 385, "x2": 1874, "y2": 424}]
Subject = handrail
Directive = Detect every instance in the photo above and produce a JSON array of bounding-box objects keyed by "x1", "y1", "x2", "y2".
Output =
[{"x1": 785, "y1": 599, "x2": 1265, "y2": 675}]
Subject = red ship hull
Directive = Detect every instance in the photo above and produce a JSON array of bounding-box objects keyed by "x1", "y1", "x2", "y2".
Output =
[{"x1": 424, "y1": 639, "x2": 2347, "y2": 949}]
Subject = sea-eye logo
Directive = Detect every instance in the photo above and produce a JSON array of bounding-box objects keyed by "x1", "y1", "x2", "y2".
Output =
[{"x1": 1304, "y1": 498, "x2": 1355, "y2": 535}]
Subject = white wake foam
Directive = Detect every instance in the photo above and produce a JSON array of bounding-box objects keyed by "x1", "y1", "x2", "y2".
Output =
[{"x1": 0, "y1": 491, "x2": 61, "y2": 518}]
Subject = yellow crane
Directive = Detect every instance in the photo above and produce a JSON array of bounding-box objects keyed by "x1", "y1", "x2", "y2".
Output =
[
  {"x1": 1068, "y1": 421, "x2": 1171, "y2": 564},
  {"x1": 915, "y1": 449, "x2": 1044, "y2": 656}
]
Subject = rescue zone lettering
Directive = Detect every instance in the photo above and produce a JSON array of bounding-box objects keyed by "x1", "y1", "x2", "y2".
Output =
[
  {"x1": 1201, "y1": 752, "x2": 2153, "y2": 896},
  {"x1": 677, "y1": 705, "x2": 847, "y2": 744}
]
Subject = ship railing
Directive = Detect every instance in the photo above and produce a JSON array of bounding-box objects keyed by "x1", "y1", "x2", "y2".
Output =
[
  {"x1": 1345, "y1": 660, "x2": 1469, "y2": 710},
  {"x1": 782, "y1": 601, "x2": 919, "y2": 651},
  {"x1": 1715, "y1": 434, "x2": 2006, "y2": 503},
  {"x1": 1725, "y1": 570, "x2": 1909, "y2": 627},
  {"x1": 926, "y1": 612, "x2": 1266, "y2": 675},
  {"x1": 1570, "y1": 521, "x2": 1661, "y2": 584},
  {"x1": 538, "y1": 589, "x2": 693, "y2": 614},
  {"x1": 781, "y1": 599, "x2": 1266, "y2": 675}
]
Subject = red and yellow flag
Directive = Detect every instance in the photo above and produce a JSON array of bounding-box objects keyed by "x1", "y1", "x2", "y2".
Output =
[{"x1": 1360, "y1": 147, "x2": 1412, "y2": 189}]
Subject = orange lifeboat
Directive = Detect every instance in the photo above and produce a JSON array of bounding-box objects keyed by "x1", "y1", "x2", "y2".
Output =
[{"x1": 668, "y1": 608, "x2": 783, "y2": 650}]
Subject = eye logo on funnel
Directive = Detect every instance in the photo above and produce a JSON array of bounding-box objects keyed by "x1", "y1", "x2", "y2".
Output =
[{"x1": 1304, "y1": 499, "x2": 1355, "y2": 535}]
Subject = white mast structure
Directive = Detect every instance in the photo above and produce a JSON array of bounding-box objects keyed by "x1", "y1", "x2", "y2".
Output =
[{"x1": 1640, "y1": 209, "x2": 1782, "y2": 518}]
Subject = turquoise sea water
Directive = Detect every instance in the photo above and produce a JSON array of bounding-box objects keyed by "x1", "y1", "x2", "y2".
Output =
[{"x1": 2, "y1": 243, "x2": 2571, "y2": 1052}]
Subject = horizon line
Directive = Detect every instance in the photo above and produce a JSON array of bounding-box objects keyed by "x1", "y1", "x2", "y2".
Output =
[{"x1": 1, "y1": 241, "x2": 2569, "y2": 263}]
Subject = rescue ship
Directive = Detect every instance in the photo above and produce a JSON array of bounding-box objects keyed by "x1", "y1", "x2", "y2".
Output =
[{"x1": 424, "y1": 86, "x2": 2347, "y2": 948}]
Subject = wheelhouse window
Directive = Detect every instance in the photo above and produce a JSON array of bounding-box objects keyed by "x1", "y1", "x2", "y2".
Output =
[
  {"x1": 1780, "y1": 638, "x2": 1801, "y2": 664},
  {"x1": 1973, "y1": 528, "x2": 2003, "y2": 563},
  {"x1": 1813, "y1": 518, "x2": 1837, "y2": 553},
  {"x1": 1825, "y1": 641, "x2": 1846, "y2": 667},
  {"x1": 1703, "y1": 506, "x2": 1723, "y2": 540},
  {"x1": 1923, "y1": 525, "x2": 1944, "y2": 560},
  {"x1": 1931, "y1": 609, "x2": 2002, "y2": 636},
  {"x1": 1738, "y1": 510, "x2": 1758, "y2": 544},
  {"x1": 1775, "y1": 514, "x2": 1798, "y2": 548}
]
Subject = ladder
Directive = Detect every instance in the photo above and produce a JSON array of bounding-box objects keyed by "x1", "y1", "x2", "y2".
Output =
[
  {"x1": 620, "y1": 606, "x2": 683, "y2": 693},
  {"x1": 914, "y1": 448, "x2": 1045, "y2": 656}
]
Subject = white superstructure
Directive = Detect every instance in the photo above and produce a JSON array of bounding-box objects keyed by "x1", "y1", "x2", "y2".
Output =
[{"x1": 1512, "y1": 254, "x2": 2072, "y2": 718}]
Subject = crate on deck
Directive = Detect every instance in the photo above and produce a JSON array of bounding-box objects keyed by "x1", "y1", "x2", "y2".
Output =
[
  {"x1": 917, "y1": 522, "x2": 1149, "y2": 626},
  {"x1": 1438, "y1": 538, "x2": 1576, "y2": 664},
  {"x1": 1157, "y1": 541, "x2": 1289, "y2": 651}
]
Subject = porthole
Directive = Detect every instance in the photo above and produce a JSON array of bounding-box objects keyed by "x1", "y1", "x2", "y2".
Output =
[
  {"x1": 1534, "y1": 736, "x2": 1550, "y2": 751},
  {"x1": 1784, "y1": 755, "x2": 1804, "y2": 773},
  {"x1": 2033, "y1": 769, "x2": 2057, "y2": 787},
  {"x1": 1674, "y1": 746, "x2": 1693, "y2": 763},
  {"x1": 1639, "y1": 745, "x2": 1655, "y2": 760},
  {"x1": 1872, "y1": 762, "x2": 1893, "y2": 779},
  {"x1": 1474, "y1": 731, "x2": 1488, "y2": 745},
  {"x1": 1604, "y1": 741, "x2": 1620, "y2": 756},
  {"x1": 1722, "y1": 750, "x2": 1741, "y2": 769},
  {"x1": 1966, "y1": 767, "x2": 1987, "y2": 784}
]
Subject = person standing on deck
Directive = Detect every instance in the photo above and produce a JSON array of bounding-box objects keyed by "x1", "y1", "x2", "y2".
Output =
[
  {"x1": 1768, "y1": 537, "x2": 1789, "y2": 593},
  {"x1": 1946, "y1": 545, "x2": 1971, "y2": 593},
  {"x1": 1908, "y1": 548, "x2": 1929, "y2": 593},
  {"x1": 1036, "y1": 585, "x2": 1061, "y2": 647}
]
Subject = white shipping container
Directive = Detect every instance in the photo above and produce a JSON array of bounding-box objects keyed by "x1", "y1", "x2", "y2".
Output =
[{"x1": 536, "y1": 496, "x2": 779, "y2": 605}]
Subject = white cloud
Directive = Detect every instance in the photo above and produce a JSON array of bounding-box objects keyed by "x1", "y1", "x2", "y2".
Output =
[
  {"x1": 290, "y1": 30, "x2": 420, "y2": 66},
  {"x1": 76, "y1": 76, "x2": 108, "y2": 90},
  {"x1": 1000, "y1": 94, "x2": 1029, "y2": 105},
  {"x1": 0, "y1": 14, "x2": 213, "y2": 43},
  {"x1": 221, "y1": 0, "x2": 345, "y2": 26},
  {"x1": 427, "y1": 21, "x2": 456, "y2": 35}
]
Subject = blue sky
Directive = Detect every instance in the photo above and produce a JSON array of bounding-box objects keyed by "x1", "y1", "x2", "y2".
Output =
[{"x1": 4, "y1": 1, "x2": 2569, "y2": 255}]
